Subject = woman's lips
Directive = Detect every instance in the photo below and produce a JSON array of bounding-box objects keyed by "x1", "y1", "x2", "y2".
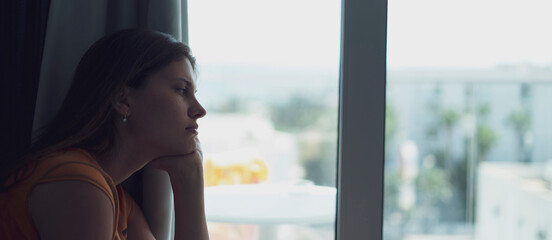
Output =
[{"x1": 186, "y1": 127, "x2": 198, "y2": 135}]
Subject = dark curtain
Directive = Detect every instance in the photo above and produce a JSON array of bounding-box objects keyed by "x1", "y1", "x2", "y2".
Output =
[{"x1": 0, "y1": 0, "x2": 51, "y2": 172}]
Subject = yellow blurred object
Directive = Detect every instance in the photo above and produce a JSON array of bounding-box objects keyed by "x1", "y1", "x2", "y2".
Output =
[{"x1": 203, "y1": 158, "x2": 268, "y2": 186}]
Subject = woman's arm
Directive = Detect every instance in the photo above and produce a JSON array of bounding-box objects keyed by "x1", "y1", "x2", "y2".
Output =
[
  {"x1": 148, "y1": 139, "x2": 209, "y2": 240},
  {"x1": 166, "y1": 157, "x2": 209, "y2": 240},
  {"x1": 30, "y1": 181, "x2": 114, "y2": 240}
]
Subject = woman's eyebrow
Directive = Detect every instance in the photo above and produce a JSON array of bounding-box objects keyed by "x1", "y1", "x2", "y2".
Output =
[
  {"x1": 174, "y1": 77, "x2": 198, "y2": 92},
  {"x1": 175, "y1": 77, "x2": 192, "y2": 87}
]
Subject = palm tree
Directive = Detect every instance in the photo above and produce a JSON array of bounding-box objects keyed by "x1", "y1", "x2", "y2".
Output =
[
  {"x1": 505, "y1": 109, "x2": 531, "y2": 162},
  {"x1": 439, "y1": 109, "x2": 461, "y2": 170},
  {"x1": 476, "y1": 125, "x2": 499, "y2": 162}
]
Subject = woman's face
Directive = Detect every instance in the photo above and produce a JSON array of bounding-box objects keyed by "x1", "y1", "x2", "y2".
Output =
[{"x1": 126, "y1": 58, "x2": 206, "y2": 157}]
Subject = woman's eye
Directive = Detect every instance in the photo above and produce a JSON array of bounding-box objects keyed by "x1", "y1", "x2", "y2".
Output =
[{"x1": 177, "y1": 88, "x2": 188, "y2": 95}]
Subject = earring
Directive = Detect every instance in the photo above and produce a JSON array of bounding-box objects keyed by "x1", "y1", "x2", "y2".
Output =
[{"x1": 122, "y1": 112, "x2": 128, "y2": 123}]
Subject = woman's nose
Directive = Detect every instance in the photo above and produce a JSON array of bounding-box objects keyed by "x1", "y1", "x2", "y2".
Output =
[{"x1": 190, "y1": 100, "x2": 207, "y2": 119}]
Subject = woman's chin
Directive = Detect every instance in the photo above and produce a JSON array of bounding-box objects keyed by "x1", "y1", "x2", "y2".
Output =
[
  {"x1": 169, "y1": 146, "x2": 198, "y2": 156},
  {"x1": 156, "y1": 138, "x2": 199, "y2": 156}
]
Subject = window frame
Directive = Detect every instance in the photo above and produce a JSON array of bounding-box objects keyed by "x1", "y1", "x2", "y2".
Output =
[{"x1": 337, "y1": 0, "x2": 387, "y2": 239}]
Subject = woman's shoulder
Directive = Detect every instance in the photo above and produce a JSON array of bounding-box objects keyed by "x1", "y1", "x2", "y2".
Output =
[
  {"x1": 33, "y1": 148, "x2": 116, "y2": 198},
  {"x1": 3, "y1": 147, "x2": 116, "y2": 202},
  {"x1": 3, "y1": 148, "x2": 110, "y2": 190},
  {"x1": 0, "y1": 148, "x2": 118, "y2": 239},
  {"x1": 36, "y1": 147, "x2": 100, "y2": 168},
  {"x1": 30, "y1": 177, "x2": 116, "y2": 239}
]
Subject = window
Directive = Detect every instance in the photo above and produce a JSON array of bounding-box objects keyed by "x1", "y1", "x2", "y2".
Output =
[
  {"x1": 384, "y1": 0, "x2": 552, "y2": 240},
  {"x1": 189, "y1": 0, "x2": 342, "y2": 239}
]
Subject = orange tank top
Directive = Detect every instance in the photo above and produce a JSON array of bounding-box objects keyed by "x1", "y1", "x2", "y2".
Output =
[{"x1": 0, "y1": 148, "x2": 135, "y2": 240}]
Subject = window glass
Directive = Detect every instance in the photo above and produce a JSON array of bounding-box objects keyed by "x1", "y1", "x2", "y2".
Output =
[
  {"x1": 385, "y1": 1, "x2": 552, "y2": 240},
  {"x1": 189, "y1": 1, "x2": 341, "y2": 239}
]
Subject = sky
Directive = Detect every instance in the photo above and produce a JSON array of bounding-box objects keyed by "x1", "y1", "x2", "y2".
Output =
[
  {"x1": 189, "y1": 0, "x2": 552, "y2": 69},
  {"x1": 388, "y1": 0, "x2": 552, "y2": 69},
  {"x1": 188, "y1": 0, "x2": 341, "y2": 67}
]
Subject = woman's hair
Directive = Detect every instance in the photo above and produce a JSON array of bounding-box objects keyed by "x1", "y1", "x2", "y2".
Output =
[{"x1": 1, "y1": 29, "x2": 196, "y2": 189}]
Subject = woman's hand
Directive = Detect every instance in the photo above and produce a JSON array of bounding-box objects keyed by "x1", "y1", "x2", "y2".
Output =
[{"x1": 148, "y1": 137, "x2": 203, "y2": 179}]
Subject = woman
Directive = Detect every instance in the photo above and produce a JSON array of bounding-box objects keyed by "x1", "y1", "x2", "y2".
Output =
[{"x1": 0, "y1": 29, "x2": 209, "y2": 239}]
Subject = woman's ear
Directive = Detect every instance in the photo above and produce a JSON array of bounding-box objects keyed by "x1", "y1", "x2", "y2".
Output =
[{"x1": 112, "y1": 87, "x2": 131, "y2": 116}]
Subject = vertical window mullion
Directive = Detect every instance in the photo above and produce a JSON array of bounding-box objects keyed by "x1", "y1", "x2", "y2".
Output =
[{"x1": 337, "y1": 0, "x2": 387, "y2": 239}]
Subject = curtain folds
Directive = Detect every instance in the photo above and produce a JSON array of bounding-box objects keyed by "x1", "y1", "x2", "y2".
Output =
[
  {"x1": 33, "y1": 1, "x2": 189, "y2": 239},
  {"x1": 0, "y1": 0, "x2": 51, "y2": 176}
]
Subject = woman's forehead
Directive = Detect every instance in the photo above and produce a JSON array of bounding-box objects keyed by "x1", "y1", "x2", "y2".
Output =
[{"x1": 157, "y1": 59, "x2": 196, "y2": 83}]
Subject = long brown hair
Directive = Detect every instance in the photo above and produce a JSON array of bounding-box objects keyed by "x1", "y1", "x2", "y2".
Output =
[{"x1": 1, "y1": 29, "x2": 196, "y2": 190}]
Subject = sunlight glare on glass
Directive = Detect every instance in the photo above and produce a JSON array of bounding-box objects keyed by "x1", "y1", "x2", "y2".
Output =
[
  {"x1": 188, "y1": 0, "x2": 341, "y2": 67},
  {"x1": 387, "y1": 0, "x2": 552, "y2": 69}
]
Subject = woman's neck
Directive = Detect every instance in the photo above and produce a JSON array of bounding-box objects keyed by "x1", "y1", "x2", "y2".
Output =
[{"x1": 94, "y1": 142, "x2": 152, "y2": 185}]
